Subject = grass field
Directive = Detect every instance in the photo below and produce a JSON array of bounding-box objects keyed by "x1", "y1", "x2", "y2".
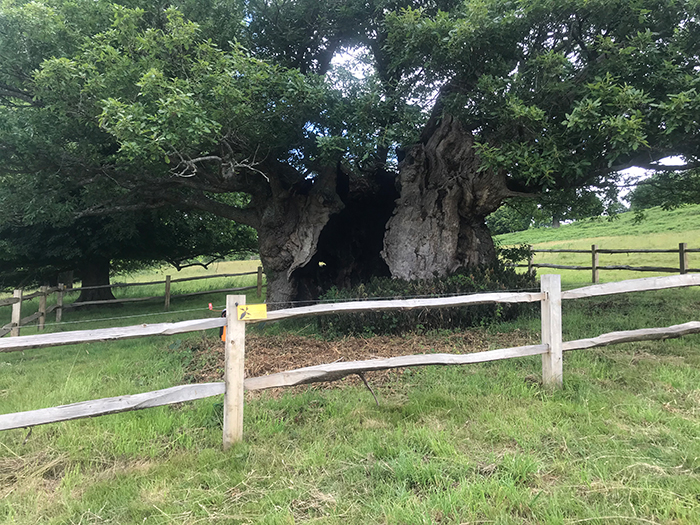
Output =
[
  {"x1": 0, "y1": 259, "x2": 264, "y2": 336},
  {"x1": 496, "y1": 204, "x2": 700, "y2": 287},
  {"x1": 1, "y1": 210, "x2": 700, "y2": 524}
]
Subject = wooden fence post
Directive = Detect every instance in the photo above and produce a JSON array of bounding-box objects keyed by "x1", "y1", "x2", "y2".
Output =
[
  {"x1": 541, "y1": 274, "x2": 563, "y2": 388},
  {"x1": 164, "y1": 275, "x2": 171, "y2": 310},
  {"x1": 56, "y1": 284, "x2": 64, "y2": 323},
  {"x1": 38, "y1": 286, "x2": 48, "y2": 331},
  {"x1": 679, "y1": 243, "x2": 688, "y2": 275},
  {"x1": 591, "y1": 244, "x2": 599, "y2": 283},
  {"x1": 527, "y1": 245, "x2": 534, "y2": 278},
  {"x1": 256, "y1": 266, "x2": 263, "y2": 298},
  {"x1": 10, "y1": 289, "x2": 22, "y2": 337},
  {"x1": 223, "y1": 294, "x2": 246, "y2": 450}
]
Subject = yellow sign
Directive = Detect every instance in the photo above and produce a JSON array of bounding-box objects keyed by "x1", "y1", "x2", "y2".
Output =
[{"x1": 237, "y1": 304, "x2": 268, "y2": 321}]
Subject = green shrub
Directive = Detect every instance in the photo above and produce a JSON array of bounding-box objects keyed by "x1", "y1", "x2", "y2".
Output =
[{"x1": 318, "y1": 255, "x2": 537, "y2": 336}]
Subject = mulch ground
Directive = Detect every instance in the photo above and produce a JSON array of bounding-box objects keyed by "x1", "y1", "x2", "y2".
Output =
[{"x1": 182, "y1": 329, "x2": 538, "y2": 394}]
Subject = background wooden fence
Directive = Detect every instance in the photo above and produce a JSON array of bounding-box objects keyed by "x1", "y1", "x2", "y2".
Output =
[
  {"x1": 0, "y1": 267, "x2": 265, "y2": 337},
  {"x1": 4, "y1": 242, "x2": 696, "y2": 337},
  {"x1": 518, "y1": 242, "x2": 699, "y2": 282},
  {"x1": 0, "y1": 273, "x2": 698, "y2": 450}
]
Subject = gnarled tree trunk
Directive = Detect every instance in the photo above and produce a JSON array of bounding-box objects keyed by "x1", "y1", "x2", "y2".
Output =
[
  {"x1": 382, "y1": 115, "x2": 511, "y2": 279},
  {"x1": 254, "y1": 116, "x2": 516, "y2": 303},
  {"x1": 256, "y1": 169, "x2": 344, "y2": 307},
  {"x1": 255, "y1": 166, "x2": 398, "y2": 306}
]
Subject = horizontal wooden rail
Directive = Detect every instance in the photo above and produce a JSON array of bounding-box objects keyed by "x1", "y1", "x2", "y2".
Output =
[
  {"x1": 596, "y1": 248, "x2": 680, "y2": 254},
  {"x1": 16, "y1": 286, "x2": 61, "y2": 298},
  {"x1": 19, "y1": 312, "x2": 41, "y2": 326},
  {"x1": 520, "y1": 263, "x2": 591, "y2": 270},
  {"x1": 2, "y1": 312, "x2": 42, "y2": 333},
  {"x1": 67, "y1": 280, "x2": 166, "y2": 292},
  {"x1": 169, "y1": 271, "x2": 259, "y2": 284},
  {"x1": 1, "y1": 290, "x2": 538, "y2": 348},
  {"x1": 65, "y1": 285, "x2": 264, "y2": 308},
  {"x1": 22, "y1": 290, "x2": 46, "y2": 301},
  {"x1": 597, "y1": 265, "x2": 680, "y2": 272},
  {"x1": 245, "y1": 344, "x2": 549, "y2": 390},
  {"x1": 0, "y1": 297, "x2": 19, "y2": 307},
  {"x1": 261, "y1": 291, "x2": 545, "y2": 323},
  {"x1": 65, "y1": 271, "x2": 261, "y2": 292},
  {"x1": 562, "y1": 274, "x2": 700, "y2": 300},
  {"x1": 535, "y1": 249, "x2": 591, "y2": 253},
  {"x1": 1, "y1": 310, "x2": 44, "y2": 338},
  {"x1": 517, "y1": 263, "x2": 686, "y2": 273},
  {"x1": 563, "y1": 322, "x2": 700, "y2": 351},
  {"x1": 0, "y1": 317, "x2": 225, "y2": 353},
  {"x1": 66, "y1": 296, "x2": 163, "y2": 308},
  {"x1": 0, "y1": 383, "x2": 226, "y2": 431},
  {"x1": 4, "y1": 319, "x2": 700, "y2": 430},
  {"x1": 0, "y1": 344, "x2": 549, "y2": 430},
  {"x1": 46, "y1": 304, "x2": 59, "y2": 314},
  {"x1": 533, "y1": 248, "x2": 692, "y2": 254}
]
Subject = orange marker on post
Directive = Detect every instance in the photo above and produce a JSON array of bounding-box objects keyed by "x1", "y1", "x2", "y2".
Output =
[{"x1": 220, "y1": 309, "x2": 227, "y2": 341}]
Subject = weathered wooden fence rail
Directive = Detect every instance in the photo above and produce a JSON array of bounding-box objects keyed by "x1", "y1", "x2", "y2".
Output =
[
  {"x1": 0, "y1": 286, "x2": 61, "y2": 338},
  {"x1": 0, "y1": 268, "x2": 265, "y2": 337},
  {"x1": 517, "y1": 242, "x2": 699, "y2": 283},
  {"x1": 1, "y1": 273, "x2": 699, "y2": 450}
]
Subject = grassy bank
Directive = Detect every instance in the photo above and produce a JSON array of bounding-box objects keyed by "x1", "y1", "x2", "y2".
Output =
[
  {"x1": 1, "y1": 218, "x2": 700, "y2": 523},
  {"x1": 496, "y1": 205, "x2": 700, "y2": 286}
]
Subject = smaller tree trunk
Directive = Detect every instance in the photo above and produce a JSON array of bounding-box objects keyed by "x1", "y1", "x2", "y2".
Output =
[
  {"x1": 56, "y1": 270, "x2": 74, "y2": 289},
  {"x1": 75, "y1": 257, "x2": 116, "y2": 303}
]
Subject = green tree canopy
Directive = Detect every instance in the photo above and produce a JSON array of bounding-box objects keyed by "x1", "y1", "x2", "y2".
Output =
[
  {"x1": 385, "y1": 0, "x2": 700, "y2": 199},
  {"x1": 1, "y1": 0, "x2": 699, "y2": 304},
  {"x1": 0, "y1": 206, "x2": 257, "y2": 299},
  {"x1": 629, "y1": 170, "x2": 700, "y2": 210}
]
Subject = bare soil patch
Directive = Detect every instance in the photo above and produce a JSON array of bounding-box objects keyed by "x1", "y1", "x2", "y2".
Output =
[{"x1": 182, "y1": 329, "x2": 537, "y2": 392}]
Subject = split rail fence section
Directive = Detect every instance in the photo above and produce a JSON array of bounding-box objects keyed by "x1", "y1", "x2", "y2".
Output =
[
  {"x1": 0, "y1": 267, "x2": 265, "y2": 337},
  {"x1": 520, "y1": 242, "x2": 699, "y2": 283},
  {"x1": 1, "y1": 273, "x2": 699, "y2": 448}
]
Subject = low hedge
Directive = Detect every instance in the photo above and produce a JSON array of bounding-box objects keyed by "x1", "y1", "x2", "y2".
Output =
[{"x1": 318, "y1": 257, "x2": 537, "y2": 336}]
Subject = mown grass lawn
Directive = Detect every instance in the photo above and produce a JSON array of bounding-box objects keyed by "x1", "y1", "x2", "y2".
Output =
[{"x1": 1, "y1": 218, "x2": 700, "y2": 523}]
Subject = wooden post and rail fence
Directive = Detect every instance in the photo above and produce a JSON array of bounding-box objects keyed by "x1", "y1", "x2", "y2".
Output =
[
  {"x1": 520, "y1": 242, "x2": 699, "y2": 283},
  {"x1": 4, "y1": 244, "x2": 696, "y2": 337},
  {"x1": 0, "y1": 268, "x2": 265, "y2": 338},
  {"x1": 0, "y1": 273, "x2": 699, "y2": 450}
]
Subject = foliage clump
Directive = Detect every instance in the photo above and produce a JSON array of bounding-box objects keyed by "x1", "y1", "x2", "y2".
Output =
[{"x1": 318, "y1": 251, "x2": 536, "y2": 336}]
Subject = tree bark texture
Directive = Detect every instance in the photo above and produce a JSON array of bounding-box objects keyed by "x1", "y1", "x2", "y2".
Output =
[
  {"x1": 255, "y1": 166, "x2": 399, "y2": 306},
  {"x1": 382, "y1": 115, "x2": 511, "y2": 280},
  {"x1": 256, "y1": 168, "x2": 344, "y2": 307},
  {"x1": 249, "y1": 116, "x2": 514, "y2": 304},
  {"x1": 75, "y1": 257, "x2": 116, "y2": 303}
]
